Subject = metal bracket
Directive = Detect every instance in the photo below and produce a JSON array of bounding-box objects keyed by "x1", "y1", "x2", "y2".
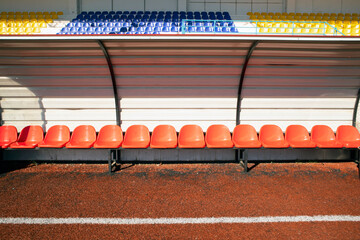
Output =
[
  {"x1": 97, "y1": 40, "x2": 121, "y2": 127},
  {"x1": 236, "y1": 40, "x2": 259, "y2": 125}
]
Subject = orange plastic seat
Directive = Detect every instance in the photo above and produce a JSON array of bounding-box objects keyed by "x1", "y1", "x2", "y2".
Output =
[
  {"x1": 10, "y1": 125, "x2": 43, "y2": 149},
  {"x1": 232, "y1": 124, "x2": 261, "y2": 148},
  {"x1": 285, "y1": 125, "x2": 316, "y2": 148},
  {"x1": 336, "y1": 125, "x2": 360, "y2": 148},
  {"x1": 66, "y1": 125, "x2": 96, "y2": 148},
  {"x1": 38, "y1": 125, "x2": 70, "y2": 148},
  {"x1": 205, "y1": 124, "x2": 233, "y2": 148},
  {"x1": 311, "y1": 125, "x2": 343, "y2": 148},
  {"x1": 93, "y1": 125, "x2": 123, "y2": 148},
  {"x1": 150, "y1": 125, "x2": 177, "y2": 148},
  {"x1": 0, "y1": 125, "x2": 18, "y2": 149},
  {"x1": 178, "y1": 125, "x2": 205, "y2": 148},
  {"x1": 259, "y1": 125, "x2": 289, "y2": 148},
  {"x1": 122, "y1": 125, "x2": 150, "y2": 148}
]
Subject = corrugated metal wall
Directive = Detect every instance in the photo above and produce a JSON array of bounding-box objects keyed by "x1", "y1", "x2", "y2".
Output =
[{"x1": 0, "y1": 39, "x2": 359, "y2": 132}]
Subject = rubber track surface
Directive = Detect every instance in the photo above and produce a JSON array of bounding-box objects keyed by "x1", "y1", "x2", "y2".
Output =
[{"x1": 0, "y1": 162, "x2": 359, "y2": 239}]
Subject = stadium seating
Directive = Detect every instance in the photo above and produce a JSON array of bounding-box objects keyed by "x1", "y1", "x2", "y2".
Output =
[
  {"x1": 58, "y1": 11, "x2": 233, "y2": 35},
  {"x1": 259, "y1": 125, "x2": 289, "y2": 148},
  {"x1": 38, "y1": 125, "x2": 70, "y2": 148},
  {"x1": 122, "y1": 125, "x2": 150, "y2": 148},
  {"x1": 285, "y1": 125, "x2": 316, "y2": 148},
  {"x1": 0, "y1": 11, "x2": 61, "y2": 35},
  {"x1": 66, "y1": 125, "x2": 97, "y2": 148},
  {"x1": 205, "y1": 125, "x2": 233, "y2": 148},
  {"x1": 0, "y1": 126, "x2": 18, "y2": 149},
  {"x1": 150, "y1": 125, "x2": 177, "y2": 148},
  {"x1": 2, "y1": 123, "x2": 359, "y2": 149},
  {"x1": 94, "y1": 125, "x2": 123, "y2": 148},
  {"x1": 232, "y1": 125, "x2": 261, "y2": 148},
  {"x1": 311, "y1": 125, "x2": 343, "y2": 148},
  {"x1": 247, "y1": 12, "x2": 360, "y2": 36},
  {"x1": 2, "y1": 123, "x2": 359, "y2": 173},
  {"x1": 336, "y1": 125, "x2": 360, "y2": 148},
  {"x1": 9, "y1": 125, "x2": 43, "y2": 149},
  {"x1": 178, "y1": 125, "x2": 206, "y2": 148}
]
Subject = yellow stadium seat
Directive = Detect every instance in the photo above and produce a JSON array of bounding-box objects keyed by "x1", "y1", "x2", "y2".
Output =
[
  {"x1": 302, "y1": 13, "x2": 309, "y2": 16},
  {"x1": 32, "y1": 27, "x2": 41, "y2": 33},
  {"x1": 272, "y1": 22, "x2": 281, "y2": 28},
  {"x1": 36, "y1": 11, "x2": 42, "y2": 15},
  {"x1": 343, "y1": 29, "x2": 351, "y2": 35},
  {"x1": 288, "y1": 12, "x2": 295, "y2": 16},
  {"x1": 285, "y1": 28, "x2": 292, "y2": 34},
  {"x1": 276, "y1": 28, "x2": 286, "y2": 34},
  {"x1": 309, "y1": 13, "x2": 315, "y2": 16},
  {"x1": 293, "y1": 28, "x2": 302, "y2": 34},
  {"x1": 273, "y1": 15, "x2": 280, "y2": 20},
  {"x1": 316, "y1": 13, "x2": 322, "y2": 16},
  {"x1": 45, "y1": 18, "x2": 53, "y2": 23},
  {"x1": 24, "y1": 28, "x2": 33, "y2": 34},
  {"x1": 51, "y1": 14, "x2": 58, "y2": 19},
  {"x1": 275, "y1": 12, "x2": 281, "y2": 16},
  {"x1": 338, "y1": 13, "x2": 344, "y2": 17},
  {"x1": 301, "y1": 28, "x2": 310, "y2": 34},
  {"x1": 8, "y1": 12, "x2": 14, "y2": 15},
  {"x1": 259, "y1": 28, "x2": 268, "y2": 33},
  {"x1": 351, "y1": 29, "x2": 360, "y2": 36},
  {"x1": 321, "y1": 16, "x2": 329, "y2": 20},
  {"x1": 308, "y1": 16, "x2": 315, "y2": 20},
  {"x1": 280, "y1": 23, "x2": 289, "y2": 28},
  {"x1": 330, "y1": 13, "x2": 337, "y2": 17},
  {"x1": 57, "y1": 11, "x2": 63, "y2": 15},
  {"x1": 310, "y1": 29, "x2": 319, "y2": 34},
  {"x1": 269, "y1": 28, "x2": 277, "y2": 33}
]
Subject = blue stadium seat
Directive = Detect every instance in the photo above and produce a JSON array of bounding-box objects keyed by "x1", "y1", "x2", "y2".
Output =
[
  {"x1": 205, "y1": 27, "x2": 214, "y2": 32},
  {"x1": 171, "y1": 27, "x2": 179, "y2": 32}
]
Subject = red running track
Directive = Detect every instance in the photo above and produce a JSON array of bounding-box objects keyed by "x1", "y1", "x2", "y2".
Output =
[{"x1": 0, "y1": 162, "x2": 359, "y2": 239}]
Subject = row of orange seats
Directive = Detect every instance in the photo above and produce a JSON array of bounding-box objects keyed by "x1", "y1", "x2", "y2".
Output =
[{"x1": 0, "y1": 124, "x2": 359, "y2": 149}]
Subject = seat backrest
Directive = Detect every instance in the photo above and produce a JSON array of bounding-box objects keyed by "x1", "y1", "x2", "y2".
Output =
[
  {"x1": 123, "y1": 125, "x2": 150, "y2": 147},
  {"x1": 44, "y1": 125, "x2": 70, "y2": 143},
  {"x1": 0, "y1": 125, "x2": 17, "y2": 143},
  {"x1": 336, "y1": 125, "x2": 360, "y2": 142},
  {"x1": 205, "y1": 124, "x2": 233, "y2": 147},
  {"x1": 311, "y1": 125, "x2": 335, "y2": 142},
  {"x1": 17, "y1": 125, "x2": 43, "y2": 143},
  {"x1": 97, "y1": 125, "x2": 123, "y2": 143},
  {"x1": 150, "y1": 125, "x2": 177, "y2": 148},
  {"x1": 178, "y1": 124, "x2": 205, "y2": 148},
  {"x1": 285, "y1": 125, "x2": 311, "y2": 142},
  {"x1": 232, "y1": 124, "x2": 258, "y2": 142},
  {"x1": 70, "y1": 125, "x2": 96, "y2": 143},
  {"x1": 259, "y1": 125, "x2": 285, "y2": 142}
]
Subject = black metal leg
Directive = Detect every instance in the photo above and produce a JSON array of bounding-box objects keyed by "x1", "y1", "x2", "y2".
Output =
[
  {"x1": 357, "y1": 149, "x2": 360, "y2": 179},
  {"x1": 244, "y1": 149, "x2": 248, "y2": 173},
  {"x1": 108, "y1": 149, "x2": 120, "y2": 174}
]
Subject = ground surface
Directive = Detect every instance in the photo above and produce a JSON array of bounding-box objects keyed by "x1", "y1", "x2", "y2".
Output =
[{"x1": 0, "y1": 162, "x2": 359, "y2": 239}]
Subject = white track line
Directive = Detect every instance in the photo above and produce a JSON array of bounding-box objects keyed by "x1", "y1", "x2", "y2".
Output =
[{"x1": 0, "y1": 215, "x2": 359, "y2": 225}]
